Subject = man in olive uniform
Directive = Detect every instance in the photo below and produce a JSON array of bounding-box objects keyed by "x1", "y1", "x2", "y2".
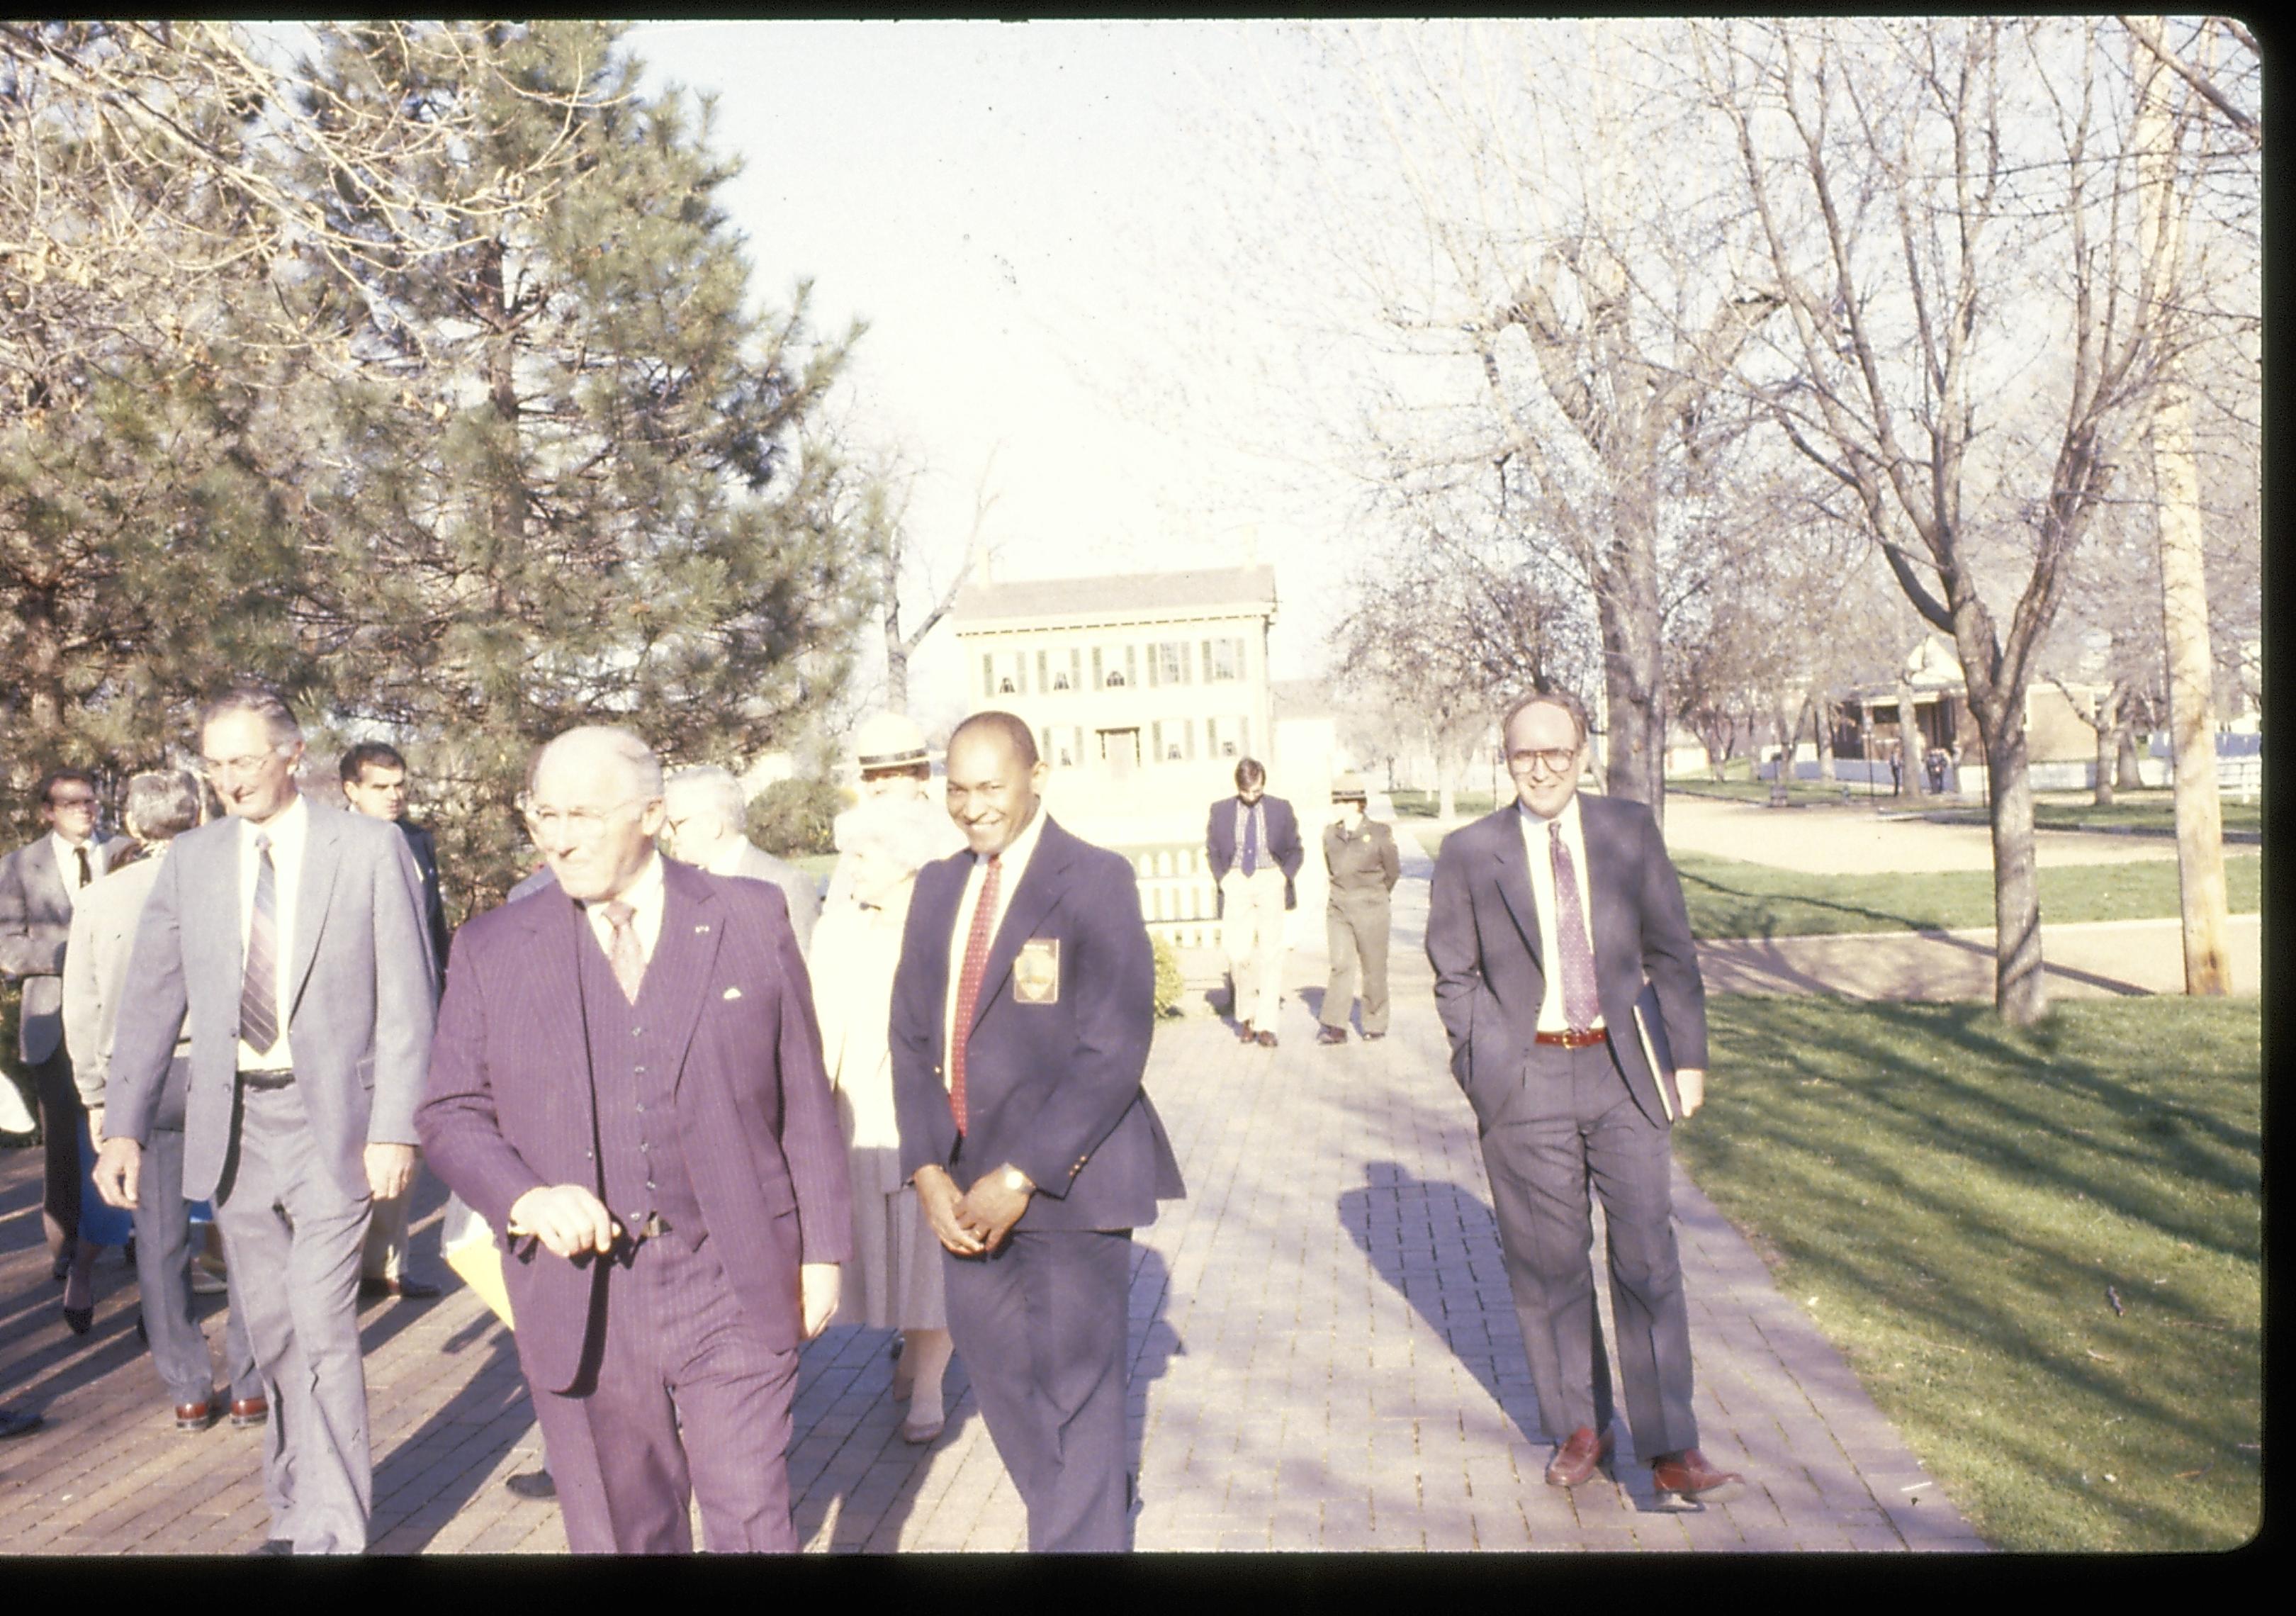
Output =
[{"x1": 1317, "y1": 773, "x2": 1400, "y2": 1045}]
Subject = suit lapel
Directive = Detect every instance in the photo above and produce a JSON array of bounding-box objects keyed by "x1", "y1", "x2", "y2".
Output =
[
  {"x1": 512, "y1": 885, "x2": 594, "y2": 1103},
  {"x1": 1489, "y1": 809, "x2": 1543, "y2": 970},
  {"x1": 288, "y1": 805, "x2": 342, "y2": 1014},
  {"x1": 1577, "y1": 798, "x2": 1627, "y2": 966},
  {"x1": 648, "y1": 863, "x2": 724, "y2": 1092},
  {"x1": 967, "y1": 816, "x2": 1071, "y2": 1040}
]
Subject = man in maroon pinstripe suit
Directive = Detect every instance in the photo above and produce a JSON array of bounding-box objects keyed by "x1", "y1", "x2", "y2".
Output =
[{"x1": 419, "y1": 725, "x2": 850, "y2": 1553}]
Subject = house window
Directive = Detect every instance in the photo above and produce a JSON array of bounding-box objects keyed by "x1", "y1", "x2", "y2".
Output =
[
  {"x1": 1207, "y1": 637, "x2": 1244, "y2": 683},
  {"x1": 1152, "y1": 641, "x2": 1190, "y2": 685},
  {"x1": 1106, "y1": 670, "x2": 1126, "y2": 688},
  {"x1": 999, "y1": 677, "x2": 1015, "y2": 695},
  {"x1": 1053, "y1": 671, "x2": 1071, "y2": 691}
]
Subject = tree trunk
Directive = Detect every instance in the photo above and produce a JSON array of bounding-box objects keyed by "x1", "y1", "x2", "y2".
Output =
[
  {"x1": 1896, "y1": 681, "x2": 1928, "y2": 801},
  {"x1": 1597, "y1": 514, "x2": 1667, "y2": 821},
  {"x1": 1972, "y1": 696, "x2": 2048, "y2": 1023},
  {"x1": 2093, "y1": 714, "x2": 2117, "y2": 809},
  {"x1": 2116, "y1": 726, "x2": 2144, "y2": 790},
  {"x1": 2154, "y1": 393, "x2": 2231, "y2": 994},
  {"x1": 1811, "y1": 693, "x2": 1837, "y2": 782},
  {"x1": 2134, "y1": 22, "x2": 2232, "y2": 996},
  {"x1": 1768, "y1": 705, "x2": 1793, "y2": 807}
]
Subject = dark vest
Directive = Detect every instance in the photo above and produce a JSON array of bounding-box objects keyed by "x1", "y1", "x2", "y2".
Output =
[{"x1": 579, "y1": 918, "x2": 703, "y2": 1239}]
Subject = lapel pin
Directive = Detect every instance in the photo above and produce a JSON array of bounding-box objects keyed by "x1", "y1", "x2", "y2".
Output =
[
  {"x1": 722, "y1": 987, "x2": 743, "y2": 1001},
  {"x1": 694, "y1": 924, "x2": 711, "y2": 933}
]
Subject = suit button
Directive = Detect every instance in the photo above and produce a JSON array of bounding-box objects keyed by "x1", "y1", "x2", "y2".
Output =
[
  {"x1": 644, "y1": 1179, "x2": 655, "y2": 1191},
  {"x1": 631, "y1": 1027, "x2": 643, "y2": 1037},
  {"x1": 634, "y1": 1065, "x2": 647, "y2": 1075},
  {"x1": 634, "y1": 1104, "x2": 644, "y2": 1113},
  {"x1": 639, "y1": 1141, "x2": 650, "y2": 1152}
]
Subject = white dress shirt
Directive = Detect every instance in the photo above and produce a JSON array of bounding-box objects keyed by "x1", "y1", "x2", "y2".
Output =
[
  {"x1": 1517, "y1": 795, "x2": 1604, "y2": 1035},
  {"x1": 580, "y1": 851, "x2": 667, "y2": 966},
  {"x1": 942, "y1": 803, "x2": 1050, "y2": 1079},
  {"x1": 235, "y1": 792, "x2": 311, "y2": 1072},
  {"x1": 50, "y1": 830, "x2": 108, "y2": 907}
]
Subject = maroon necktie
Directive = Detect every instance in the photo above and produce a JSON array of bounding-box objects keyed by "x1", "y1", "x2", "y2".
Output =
[
  {"x1": 947, "y1": 854, "x2": 1002, "y2": 1134},
  {"x1": 1549, "y1": 823, "x2": 1602, "y2": 1030}
]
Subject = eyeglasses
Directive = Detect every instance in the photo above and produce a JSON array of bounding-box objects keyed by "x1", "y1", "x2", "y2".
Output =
[
  {"x1": 523, "y1": 798, "x2": 651, "y2": 841},
  {"x1": 201, "y1": 752, "x2": 281, "y2": 780},
  {"x1": 1507, "y1": 748, "x2": 1580, "y2": 777},
  {"x1": 47, "y1": 794, "x2": 98, "y2": 810}
]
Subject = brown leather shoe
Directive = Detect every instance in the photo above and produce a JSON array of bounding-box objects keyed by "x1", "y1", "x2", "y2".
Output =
[
  {"x1": 1235, "y1": 1021, "x2": 1256, "y2": 1042},
  {"x1": 1544, "y1": 1425, "x2": 1614, "y2": 1487},
  {"x1": 359, "y1": 1274, "x2": 443, "y2": 1300},
  {"x1": 1316, "y1": 1026, "x2": 1349, "y2": 1046},
  {"x1": 1650, "y1": 1447, "x2": 1745, "y2": 1504},
  {"x1": 1255, "y1": 1030, "x2": 1278, "y2": 1048},
  {"x1": 175, "y1": 1398, "x2": 220, "y2": 1432},
  {"x1": 229, "y1": 1396, "x2": 269, "y2": 1429}
]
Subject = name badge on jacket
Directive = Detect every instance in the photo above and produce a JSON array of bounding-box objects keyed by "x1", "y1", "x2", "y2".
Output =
[{"x1": 1014, "y1": 938, "x2": 1060, "y2": 1004}]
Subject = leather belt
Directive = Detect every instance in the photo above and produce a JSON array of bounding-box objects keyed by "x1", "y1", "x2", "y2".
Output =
[
  {"x1": 1534, "y1": 1029, "x2": 1609, "y2": 1049},
  {"x1": 237, "y1": 1070, "x2": 296, "y2": 1090}
]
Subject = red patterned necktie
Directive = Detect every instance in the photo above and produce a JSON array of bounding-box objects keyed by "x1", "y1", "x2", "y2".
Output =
[
  {"x1": 600, "y1": 901, "x2": 646, "y2": 1004},
  {"x1": 947, "y1": 854, "x2": 1002, "y2": 1134},
  {"x1": 1549, "y1": 823, "x2": 1602, "y2": 1030}
]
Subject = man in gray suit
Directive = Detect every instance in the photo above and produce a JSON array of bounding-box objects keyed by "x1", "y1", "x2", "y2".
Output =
[
  {"x1": 64, "y1": 769, "x2": 262, "y2": 1432},
  {"x1": 95, "y1": 687, "x2": 439, "y2": 1555},
  {"x1": 662, "y1": 764, "x2": 821, "y2": 955},
  {"x1": 1425, "y1": 690, "x2": 1745, "y2": 1505},
  {"x1": 1, "y1": 767, "x2": 132, "y2": 1305}
]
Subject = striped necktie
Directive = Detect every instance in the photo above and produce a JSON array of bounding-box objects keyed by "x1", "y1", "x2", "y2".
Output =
[{"x1": 240, "y1": 832, "x2": 281, "y2": 1053}]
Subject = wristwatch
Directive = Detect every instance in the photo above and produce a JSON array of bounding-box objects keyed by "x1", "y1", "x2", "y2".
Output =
[{"x1": 1002, "y1": 1167, "x2": 1032, "y2": 1194}]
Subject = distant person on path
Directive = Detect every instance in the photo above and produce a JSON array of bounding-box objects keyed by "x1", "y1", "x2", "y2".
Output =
[
  {"x1": 662, "y1": 764, "x2": 823, "y2": 955},
  {"x1": 813, "y1": 792, "x2": 956, "y2": 1444},
  {"x1": 340, "y1": 741, "x2": 449, "y2": 1303},
  {"x1": 419, "y1": 724, "x2": 850, "y2": 1554},
  {"x1": 826, "y1": 710, "x2": 960, "y2": 912},
  {"x1": 2, "y1": 768, "x2": 132, "y2": 1328},
  {"x1": 1317, "y1": 772, "x2": 1400, "y2": 1045},
  {"x1": 64, "y1": 769, "x2": 261, "y2": 1430},
  {"x1": 1426, "y1": 690, "x2": 1745, "y2": 1505},
  {"x1": 1205, "y1": 758, "x2": 1302, "y2": 1047},
  {"x1": 96, "y1": 685, "x2": 439, "y2": 1555},
  {"x1": 890, "y1": 711, "x2": 1185, "y2": 1552}
]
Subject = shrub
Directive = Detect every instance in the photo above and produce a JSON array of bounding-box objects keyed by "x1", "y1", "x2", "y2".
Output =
[
  {"x1": 1150, "y1": 931, "x2": 1186, "y2": 1019},
  {"x1": 747, "y1": 776, "x2": 840, "y2": 858}
]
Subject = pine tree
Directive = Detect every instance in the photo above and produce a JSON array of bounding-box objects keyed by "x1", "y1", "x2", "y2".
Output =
[{"x1": 286, "y1": 21, "x2": 881, "y2": 907}]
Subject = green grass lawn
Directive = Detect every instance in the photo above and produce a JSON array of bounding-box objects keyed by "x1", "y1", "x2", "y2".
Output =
[
  {"x1": 1679, "y1": 997, "x2": 2261, "y2": 1552},
  {"x1": 1388, "y1": 789, "x2": 1500, "y2": 819},
  {"x1": 1675, "y1": 850, "x2": 2261, "y2": 940}
]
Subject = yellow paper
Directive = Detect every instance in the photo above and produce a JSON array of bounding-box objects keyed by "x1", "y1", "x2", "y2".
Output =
[{"x1": 444, "y1": 1234, "x2": 517, "y2": 1330}]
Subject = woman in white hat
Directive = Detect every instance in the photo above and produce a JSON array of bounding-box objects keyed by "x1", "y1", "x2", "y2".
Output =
[{"x1": 810, "y1": 792, "x2": 956, "y2": 1442}]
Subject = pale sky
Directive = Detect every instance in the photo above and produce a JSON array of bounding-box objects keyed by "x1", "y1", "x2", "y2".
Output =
[{"x1": 622, "y1": 20, "x2": 1368, "y2": 722}]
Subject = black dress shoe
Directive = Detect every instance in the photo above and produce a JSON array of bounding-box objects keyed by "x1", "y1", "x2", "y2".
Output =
[
  {"x1": 503, "y1": 1469, "x2": 557, "y2": 1500},
  {"x1": 63, "y1": 1306, "x2": 92, "y2": 1336},
  {"x1": 0, "y1": 1406, "x2": 43, "y2": 1440},
  {"x1": 359, "y1": 1274, "x2": 442, "y2": 1300},
  {"x1": 1234, "y1": 1021, "x2": 1256, "y2": 1043},
  {"x1": 252, "y1": 1539, "x2": 294, "y2": 1556}
]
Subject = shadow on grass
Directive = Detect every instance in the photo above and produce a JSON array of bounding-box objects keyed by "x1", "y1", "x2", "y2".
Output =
[{"x1": 1682, "y1": 997, "x2": 2261, "y2": 1549}]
